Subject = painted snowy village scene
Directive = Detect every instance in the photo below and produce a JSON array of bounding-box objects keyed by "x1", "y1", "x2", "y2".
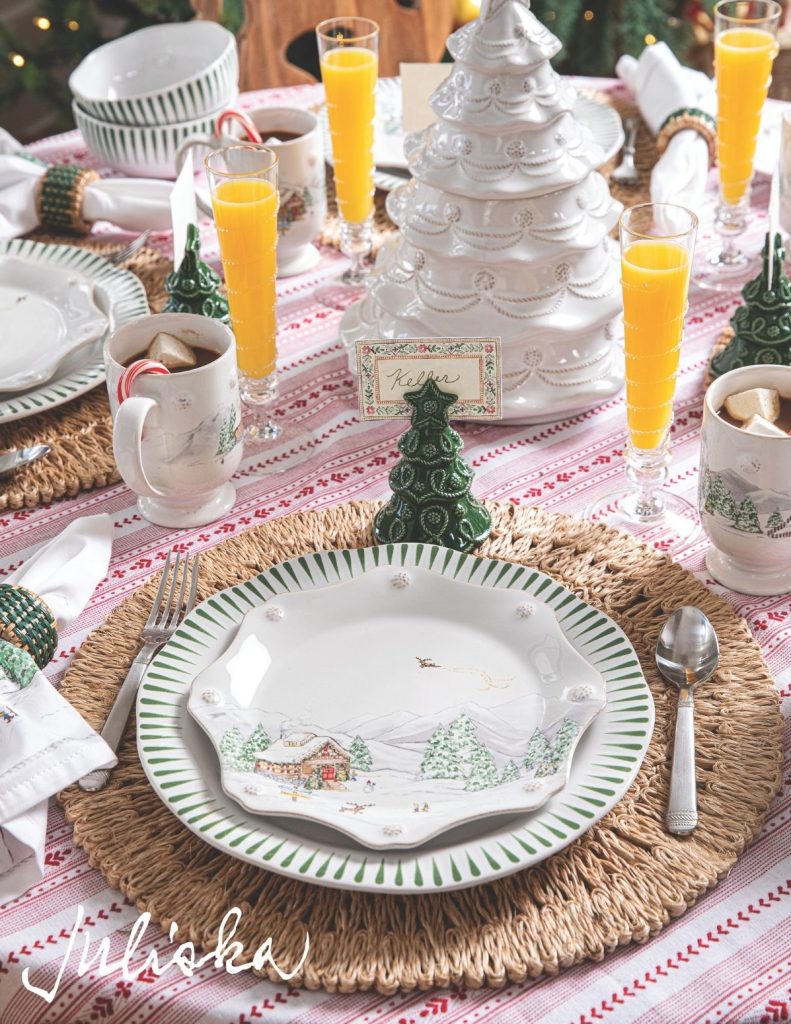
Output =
[{"x1": 188, "y1": 564, "x2": 607, "y2": 846}]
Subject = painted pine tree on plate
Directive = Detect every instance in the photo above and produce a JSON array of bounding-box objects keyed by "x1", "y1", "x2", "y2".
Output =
[
  {"x1": 465, "y1": 740, "x2": 499, "y2": 791},
  {"x1": 350, "y1": 735, "x2": 373, "y2": 771},
  {"x1": 523, "y1": 726, "x2": 552, "y2": 770},
  {"x1": 447, "y1": 712, "x2": 480, "y2": 777},
  {"x1": 219, "y1": 726, "x2": 244, "y2": 768},
  {"x1": 420, "y1": 725, "x2": 461, "y2": 779},
  {"x1": 500, "y1": 759, "x2": 521, "y2": 785},
  {"x1": 237, "y1": 723, "x2": 271, "y2": 771}
]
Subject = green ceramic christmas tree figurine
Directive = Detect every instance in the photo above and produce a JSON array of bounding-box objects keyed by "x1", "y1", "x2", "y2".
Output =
[
  {"x1": 374, "y1": 378, "x2": 492, "y2": 552},
  {"x1": 164, "y1": 223, "x2": 230, "y2": 323},
  {"x1": 712, "y1": 232, "x2": 791, "y2": 376}
]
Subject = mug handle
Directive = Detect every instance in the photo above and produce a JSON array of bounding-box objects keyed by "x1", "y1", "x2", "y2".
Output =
[{"x1": 113, "y1": 396, "x2": 168, "y2": 500}]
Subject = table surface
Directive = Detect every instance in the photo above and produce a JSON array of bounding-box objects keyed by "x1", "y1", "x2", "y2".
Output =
[{"x1": 0, "y1": 81, "x2": 789, "y2": 1024}]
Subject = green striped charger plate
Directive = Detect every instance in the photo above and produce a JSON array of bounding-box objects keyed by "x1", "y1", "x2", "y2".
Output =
[
  {"x1": 138, "y1": 543, "x2": 654, "y2": 894},
  {"x1": 0, "y1": 239, "x2": 149, "y2": 423}
]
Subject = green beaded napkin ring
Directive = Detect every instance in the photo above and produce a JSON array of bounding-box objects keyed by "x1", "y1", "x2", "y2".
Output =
[
  {"x1": 35, "y1": 164, "x2": 100, "y2": 235},
  {"x1": 0, "y1": 584, "x2": 58, "y2": 669},
  {"x1": 656, "y1": 107, "x2": 717, "y2": 168}
]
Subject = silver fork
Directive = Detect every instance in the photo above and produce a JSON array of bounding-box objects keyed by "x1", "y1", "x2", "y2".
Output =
[
  {"x1": 78, "y1": 551, "x2": 200, "y2": 792},
  {"x1": 610, "y1": 117, "x2": 640, "y2": 187},
  {"x1": 107, "y1": 229, "x2": 150, "y2": 265}
]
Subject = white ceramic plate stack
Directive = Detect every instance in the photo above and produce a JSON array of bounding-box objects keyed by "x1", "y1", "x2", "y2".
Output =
[{"x1": 70, "y1": 21, "x2": 238, "y2": 178}]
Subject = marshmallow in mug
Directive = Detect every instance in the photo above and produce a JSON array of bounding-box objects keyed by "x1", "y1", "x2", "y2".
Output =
[
  {"x1": 700, "y1": 364, "x2": 791, "y2": 596},
  {"x1": 178, "y1": 106, "x2": 327, "y2": 277},
  {"x1": 104, "y1": 312, "x2": 243, "y2": 529}
]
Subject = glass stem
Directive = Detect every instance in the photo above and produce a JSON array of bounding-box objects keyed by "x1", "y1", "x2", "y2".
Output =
[
  {"x1": 340, "y1": 217, "x2": 373, "y2": 286},
  {"x1": 240, "y1": 372, "x2": 281, "y2": 442},
  {"x1": 712, "y1": 192, "x2": 749, "y2": 267},
  {"x1": 624, "y1": 437, "x2": 671, "y2": 522}
]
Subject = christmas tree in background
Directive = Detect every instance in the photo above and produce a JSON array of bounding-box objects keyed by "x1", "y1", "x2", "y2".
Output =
[
  {"x1": 736, "y1": 497, "x2": 762, "y2": 534},
  {"x1": 374, "y1": 379, "x2": 491, "y2": 553},
  {"x1": 500, "y1": 759, "x2": 521, "y2": 784},
  {"x1": 465, "y1": 741, "x2": 499, "y2": 791},
  {"x1": 350, "y1": 736, "x2": 373, "y2": 772},
  {"x1": 767, "y1": 510, "x2": 785, "y2": 535},
  {"x1": 522, "y1": 727, "x2": 552, "y2": 771},
  {"x1": 165, "y1": 224, "x2": 230, "y2": 323},
  {"x1": 420, "y1": 725, "x2": 461, "y2": 779},
  {"x1": 712, "y1": 233, "x2": 791, "y2": 377},
  {"x1": 236, "y1": 723, "x2": 270, "y2": 771},
  {"x1": 550, "y1": 717, "x2": 579, "y2": 761}
]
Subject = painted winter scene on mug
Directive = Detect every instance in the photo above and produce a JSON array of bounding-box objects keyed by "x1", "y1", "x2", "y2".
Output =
[{"x1": 186, "y1": 546, "x2": 616, "y2": 849}]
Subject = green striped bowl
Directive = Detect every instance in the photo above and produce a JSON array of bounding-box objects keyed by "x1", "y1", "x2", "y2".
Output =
[
  {"x1": 69, "y1": 21, "x2": 237, "y2": 127},
  {"x1": 137, "y1": 543, "x2": 655, "y2": 894},
  {"x1": 73, "y1": 100, "x2": 226, "y2": 179}
]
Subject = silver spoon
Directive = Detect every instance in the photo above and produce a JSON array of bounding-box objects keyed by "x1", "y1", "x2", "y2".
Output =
[
  {"x1": 611, "y1": 117, "x2": 640, "y2": 187},
  {"x1": 0, "y1": 445, "x2": 51, "y2": 478},
  {"x1": 656, "y1": 606, "x2": 720, "y2": 835}
]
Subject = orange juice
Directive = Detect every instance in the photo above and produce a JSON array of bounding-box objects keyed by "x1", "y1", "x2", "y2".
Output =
[
  {"x1": 716, "y1": 27, "x2": 777, "y2": 205},
  {"x1": 622, "y1": 239, "x2": 691, "y2": 450},
  {"x1": 212, "y1": 178, "x2": 278, "y2": 379},
  {"x1": 321, "y1": 47, "x2": 377, "y2": 223}
]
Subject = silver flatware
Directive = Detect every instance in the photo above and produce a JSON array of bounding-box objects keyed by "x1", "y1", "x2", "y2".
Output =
[
  {"x1": 610, "y1": 117, "x2": 640, "y2": 187},
  {"x1": 107, "y1": 230, "x2": 150, "y2": 265},
  {"x1": 78, "y1": 550, "x2": 200, "y2": 792},
  {"x1": 0, "y1": 444, "x2": 51, "y2": 478},
  {"x1": 655, "y1": 606, "x2": 720, "y2": 835}
]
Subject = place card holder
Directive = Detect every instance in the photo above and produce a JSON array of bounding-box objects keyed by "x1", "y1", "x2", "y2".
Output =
[
  {"x1": 35, "y1": 164, "x2": 100, "y2": 235},
  {"x1": 0, "y1": 584, "x2": 58, "y2": 669}
]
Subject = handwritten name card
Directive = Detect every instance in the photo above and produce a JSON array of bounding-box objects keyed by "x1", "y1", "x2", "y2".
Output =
[{"x1": 355, "y1": 338, "x2": 501, "y2": 420}]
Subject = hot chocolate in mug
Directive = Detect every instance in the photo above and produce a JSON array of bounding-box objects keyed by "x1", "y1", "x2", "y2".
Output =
[
  {"x1": 700, "y1": 364, "x2": 791, "y2": 595},
  {"x1": 104, "y1": 312, "x2": 242, "y2": 528},
  {"x1": 178, "y1": 106, "x2": 326, "y2": 277}
]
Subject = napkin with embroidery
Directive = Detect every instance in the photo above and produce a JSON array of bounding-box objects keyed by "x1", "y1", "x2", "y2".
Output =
[{"x1": 0, "y1": 516, "x2": 116, "y2": 906}]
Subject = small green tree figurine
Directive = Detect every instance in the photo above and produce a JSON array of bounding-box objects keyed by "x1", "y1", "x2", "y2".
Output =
[
  {"x1": 374, "y1": 378, "x2": 492, "y2": 552},
  {"x1": 712, "y1": 232, "x2": 791, "y2": 376},
  {"x1": 164, "y1": 223, "x2": 230, "y2": 323}
]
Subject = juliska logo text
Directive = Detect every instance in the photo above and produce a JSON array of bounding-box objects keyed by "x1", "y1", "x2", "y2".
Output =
[{"x1": 22, "y1": 904, "x2": 310, "y2": 1004}]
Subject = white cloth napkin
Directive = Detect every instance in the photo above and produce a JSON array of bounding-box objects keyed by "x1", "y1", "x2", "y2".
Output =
[
  {"x1": 616, "y1": 42, "x2": 716, "y2": 210},
  {"x1": 0, "y1": 515, "x2": 116, "y2": 906},
  {"x1": 0, "y1": 128, "x2": 174, "y2": 240}
]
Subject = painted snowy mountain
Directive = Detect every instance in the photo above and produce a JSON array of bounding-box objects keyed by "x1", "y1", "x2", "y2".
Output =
[{"x1": 714, "y1": 468, "x2": 791, "y2": 514}]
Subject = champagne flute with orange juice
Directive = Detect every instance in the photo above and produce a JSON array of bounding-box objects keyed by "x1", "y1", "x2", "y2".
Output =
[
  {"x1": 207, "y1": 144, "x2": 299, "y2": 455},
  {"x1": 699, "y1": 0, "x2": 780, "y2": 291},
  {"x1": 317, "y1": 17, "x2": 378, "y2": 285},
  {"x1": 587, "y1": 204, "x2": 700, "y2": 552}
]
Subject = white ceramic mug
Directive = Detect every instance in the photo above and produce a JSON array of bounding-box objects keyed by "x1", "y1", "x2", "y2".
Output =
[
  {"x1": 700, "y1": 365, "x2": 791, "y2": 595},
  {"x1": 178, "y1": 106, "x2": 326, "y2": 277},
  {"x1": 104, "y1": 312, "x2": 243, "y2": 529}
]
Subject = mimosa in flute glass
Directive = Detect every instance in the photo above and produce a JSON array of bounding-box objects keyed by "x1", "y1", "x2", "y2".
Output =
[
  {"x1": 699, "y1": 0, "x2": 780, "y2": 291},
  {"x1": 587, "y1": 204, "x2": 700, "y2": 552},
  {"x1": 207, "y1": 144, "x2": 282, "y2": 446},
  {"x1": 317, "y1": 17, "x2": 378, "y2": 286}
]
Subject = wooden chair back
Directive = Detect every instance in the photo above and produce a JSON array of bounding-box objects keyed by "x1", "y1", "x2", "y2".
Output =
[{"x1": 191, "y1": 0, "x2": 454, "y2": 91}]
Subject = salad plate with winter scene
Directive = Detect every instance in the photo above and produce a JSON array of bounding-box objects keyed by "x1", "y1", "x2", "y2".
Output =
[{"x1": 185, "y1": 544, "x2": 612, "y2": 849}]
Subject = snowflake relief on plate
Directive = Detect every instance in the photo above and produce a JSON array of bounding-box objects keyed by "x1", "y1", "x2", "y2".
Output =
[
  {"x1": 339, "y1": 0, "x2": 625, "y2": 424},
  {"x1": 187, "y1": 547, "x2": 608, "y2": 849}
]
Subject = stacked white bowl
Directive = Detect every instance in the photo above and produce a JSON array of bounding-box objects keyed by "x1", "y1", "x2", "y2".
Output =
[{"x1": 70, "y1": 21, "x2": 238, "y2": 179}]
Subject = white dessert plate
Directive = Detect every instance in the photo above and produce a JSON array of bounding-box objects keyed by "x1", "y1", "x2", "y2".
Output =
[
  {"x1": 321, "y1": 78, "x2": 624, "y2": 192},
  {"x1": 187, "y1": 548, "x2": 607, "y2": 849},
  {"x1": 0, "y1": 240, "x2": 149, "y2": 422},
  {"x1": 0, "y1": 255, "x2": 108, "y2": 392},
  {"x1": 138, "y1": 544, "x2": 654, "y2": 891}
]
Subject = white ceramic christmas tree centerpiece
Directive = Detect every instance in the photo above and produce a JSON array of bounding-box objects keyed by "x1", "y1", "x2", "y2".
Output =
[{"x1": 340, "y1": 0, "x2": 625, "y2": 424}]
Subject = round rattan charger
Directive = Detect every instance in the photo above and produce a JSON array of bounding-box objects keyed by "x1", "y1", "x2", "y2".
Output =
[{"x1": 58, "y1": 501, "x2": 782, "y2": 995}]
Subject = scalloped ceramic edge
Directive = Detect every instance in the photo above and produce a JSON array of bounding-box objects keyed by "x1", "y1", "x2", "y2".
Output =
[
  {"x1": 186, "y1": 553, "x2": 607, "y2": 850},
  {"x1": 137, "y1": 544, "x2": 654, "y2": 892},
  {"x1": 0, "y1": 255, "x2": 108, "y2": 392},
  {"x1": 0, "y1": 239, "x2": 149, "y2": 422}
]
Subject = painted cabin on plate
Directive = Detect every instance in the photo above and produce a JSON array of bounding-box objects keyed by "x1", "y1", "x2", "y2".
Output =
[{"x1": 254, "y1": 731, "x2": 351, "y2": 781}]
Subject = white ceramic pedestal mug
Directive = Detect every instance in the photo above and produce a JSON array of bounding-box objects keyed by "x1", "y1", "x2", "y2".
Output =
[
  {"x1": 177, "y1": 106, "x2": 326, "y2": 277},
  {"x1": 700, "y1": 365, "x2": 791, "y2": 595},
  {"x1": 104, "y1": 312, "x2": 243, "y2": 528}
]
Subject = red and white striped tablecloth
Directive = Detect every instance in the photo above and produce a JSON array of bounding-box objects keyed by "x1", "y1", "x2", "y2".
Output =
[{"x1": 0, "y1": 82, "x2": 788, "y2": 1024}]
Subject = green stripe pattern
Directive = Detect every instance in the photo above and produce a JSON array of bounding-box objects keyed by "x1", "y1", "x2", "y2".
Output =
[{"x1": 138, "y1": 543, "x2": 654, "y2": 895}]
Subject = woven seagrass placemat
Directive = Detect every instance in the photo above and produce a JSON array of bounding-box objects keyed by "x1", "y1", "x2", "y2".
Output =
[
  {"x1": 57, "y1": 501, "x2": 783, "y2": 994},
  {"x1": 0, "y1": 238, "x2": 169, "y2": 512}
]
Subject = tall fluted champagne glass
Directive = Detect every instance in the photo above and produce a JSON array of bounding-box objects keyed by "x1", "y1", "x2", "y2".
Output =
[
  {"x1": 699, "y1": 0, "x2": 780, "y2": 291},
  {"x1": 317, "y1": 17, "x2": 379, "y2": 286},
  {"x1": 587, "y1": 204, "x2": 700, "y2": 553}
]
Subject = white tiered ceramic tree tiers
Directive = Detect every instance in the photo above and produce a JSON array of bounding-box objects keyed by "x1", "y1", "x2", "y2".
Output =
[{"x1": 340, "y1": 0, "x2": 625, "y2": 424}]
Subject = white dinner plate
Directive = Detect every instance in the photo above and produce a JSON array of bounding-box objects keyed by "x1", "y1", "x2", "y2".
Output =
[
  {"x1": 0, "y1": 255, "x2": 108, "y2": 392},
  {"x1": 0, "y1": 240, "x2": 149, "y2": 423},
  {"x1": 320, "y1": 78, "x2": 625, "y2": 193},
  {"x1": 138, "y1": 544, "x2": 654, "y2": 893}
]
